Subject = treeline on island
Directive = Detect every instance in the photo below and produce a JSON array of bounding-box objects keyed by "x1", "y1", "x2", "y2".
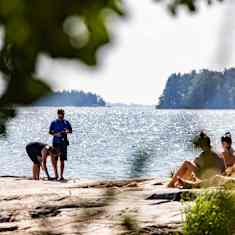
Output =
[
  {"x1": 157, "y1": 68, "x2": 235, "y2": 109},
  {"x1": 34, "y1": 90, "x2": 106, "y2": 107}
]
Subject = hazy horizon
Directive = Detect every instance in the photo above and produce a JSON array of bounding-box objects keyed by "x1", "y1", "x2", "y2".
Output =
[{"x1": 35, "y1": 1, "x2": 235, "y2": 105}]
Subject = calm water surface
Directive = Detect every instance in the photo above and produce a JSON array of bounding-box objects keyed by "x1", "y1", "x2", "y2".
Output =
[{"x1": 0, "y1": 107, "x2": 234, "y2": 179}]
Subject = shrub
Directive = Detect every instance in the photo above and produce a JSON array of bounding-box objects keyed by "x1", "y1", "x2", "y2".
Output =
[
  {"x1": 183, "y1": 190, "x2": 235, "y2": 235},
  {"x1": 120, "y1": 213, "x2": 140, "y2": 234}
]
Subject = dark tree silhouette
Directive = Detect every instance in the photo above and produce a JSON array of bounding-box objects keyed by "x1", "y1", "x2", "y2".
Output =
[
  {"x1": 34, "y1": 90, "x2": 106, "y2": 107},
  {"x1": 157, "y1": 68, "x2": 235, "y2": 109}
]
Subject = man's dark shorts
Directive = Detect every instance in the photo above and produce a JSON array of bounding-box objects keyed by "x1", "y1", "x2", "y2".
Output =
[
  {"x1": 26, "y1": 145, "x2": 40, "y2": 164},
  {"x1": 53, "y1": 143, "x2": 67, "y2": 161}
]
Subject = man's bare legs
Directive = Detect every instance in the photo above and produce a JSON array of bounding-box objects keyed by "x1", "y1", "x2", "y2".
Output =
[
  {"x1": 168, "y1": 160, "x2": 197, "y2": 187},
  {"x1": 32, "y1": 164, "x2": 40, "y2": 180},
  {"x1": 51, "y1": 158, "x2": 64, "y2": 180},
  {"x1": 51, "y1": 157, "x2": 59, "y2": 179},
  {"x1": 60, "y1": 160, "x2": 64, "y2": 180}
]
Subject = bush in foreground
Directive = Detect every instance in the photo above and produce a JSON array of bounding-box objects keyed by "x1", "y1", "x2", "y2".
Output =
[{"x1": 183, "y1": 190, "x2": 235, "y2": 235}]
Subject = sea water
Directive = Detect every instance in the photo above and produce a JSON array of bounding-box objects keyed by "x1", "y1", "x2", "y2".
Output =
[{"x1": 0, "y1": 107, "x2": 234, "y2": 179}]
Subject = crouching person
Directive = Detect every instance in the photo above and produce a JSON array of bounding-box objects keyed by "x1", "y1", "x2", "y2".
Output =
[
  {"x1": 26, "y1": 142, "x2": 58, "y2": 180},
  {"x1": 168, "y1": 131, "x2": 225, "y2": 188}
]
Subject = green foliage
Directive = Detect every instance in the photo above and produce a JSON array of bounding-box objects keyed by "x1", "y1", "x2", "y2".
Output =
[
  {"x1": 223, "y1": 180, "x2": 235, "y2": 190},
  {"x1": 158, "y1": 68, "x2": 235, "y2": 109},
  {"x1": 120, "y1": 213, "x2": 140, "y2": 234},
  {"x1": 35, "y1": 90, "x2": 106, "y2": 107},
  {"x1": 181, "y1": 191, "x2": 198, "y2": 202},
  {"x1": 183, "y1": 190, "x2": 235, "y2": 235},
  {"x1": 0, "y1": 0, "x2": 124, "y2": 66}
]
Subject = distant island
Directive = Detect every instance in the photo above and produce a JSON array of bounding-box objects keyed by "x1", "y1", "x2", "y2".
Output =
[
  {"x1": 157, "y1": 68, "x2": 235, "y2": 109},
  {"x1": 34, "y1": 90, "x2": 106, "y2": 107}
]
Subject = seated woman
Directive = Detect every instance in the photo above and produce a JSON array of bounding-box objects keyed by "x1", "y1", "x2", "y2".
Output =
[
  {"x1": 220, "y1": 132, "x2": 235, "y2": 168},
  {"x1": 168, "y1": 132, "x2": 225, "y2": 188}
]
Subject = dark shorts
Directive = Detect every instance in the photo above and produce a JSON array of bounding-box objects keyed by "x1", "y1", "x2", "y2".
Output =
[
  {"x1": 53, "y1": 143, "x2": 68, "y2": 161},
  {"x1": 26, "y1": 145, "x2": 40, "y2": 165}
]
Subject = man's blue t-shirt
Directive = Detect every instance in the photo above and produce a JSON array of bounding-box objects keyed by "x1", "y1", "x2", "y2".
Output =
[{"x1": 49, "y1": 119, "x2": 72, "y2": 144}]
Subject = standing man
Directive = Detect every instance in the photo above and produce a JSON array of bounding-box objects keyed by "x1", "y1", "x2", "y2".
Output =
[{"x1": 49, "y1": 109, "x2": 72, "y2": 180}]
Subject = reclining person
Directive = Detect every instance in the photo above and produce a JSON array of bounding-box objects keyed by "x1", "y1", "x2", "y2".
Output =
[
  {"x1": 26, "y1": 142, "x2": 58, "y2": 180},
  {"x1": 168, "y1": 132, "x2": 225, "y2": 188}
]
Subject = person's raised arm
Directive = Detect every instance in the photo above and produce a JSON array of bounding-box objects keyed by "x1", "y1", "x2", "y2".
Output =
[
  {"x1": 49, "y1": 121, "x2": 62, "y2": 137},
  {"x1": 219, "y1": 152, "x2": 227, "y2": 168},
  {"x1": 192, "y1": 154, "x2": 204, "y2": 172},
  {"x1": 190, "y1": 160, "x2": 198, "y2": 171}
]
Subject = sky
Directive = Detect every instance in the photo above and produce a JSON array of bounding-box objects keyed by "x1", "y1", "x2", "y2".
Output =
[{"x1": 36, "y1": 0, "x2": 234, "y2": 105}]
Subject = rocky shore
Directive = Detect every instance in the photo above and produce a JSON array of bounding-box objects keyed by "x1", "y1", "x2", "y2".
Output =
[{"x1": 0, "y1": 176, "x2": 191, "y2": 235}]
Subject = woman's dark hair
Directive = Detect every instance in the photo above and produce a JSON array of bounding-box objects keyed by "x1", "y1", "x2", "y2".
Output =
[
  {"x1": 221, "y1": 132, "x2": 232, "y2": 145},
  {"x1": 193, "y1": 131, "x2": 211, "y2": 149}
]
